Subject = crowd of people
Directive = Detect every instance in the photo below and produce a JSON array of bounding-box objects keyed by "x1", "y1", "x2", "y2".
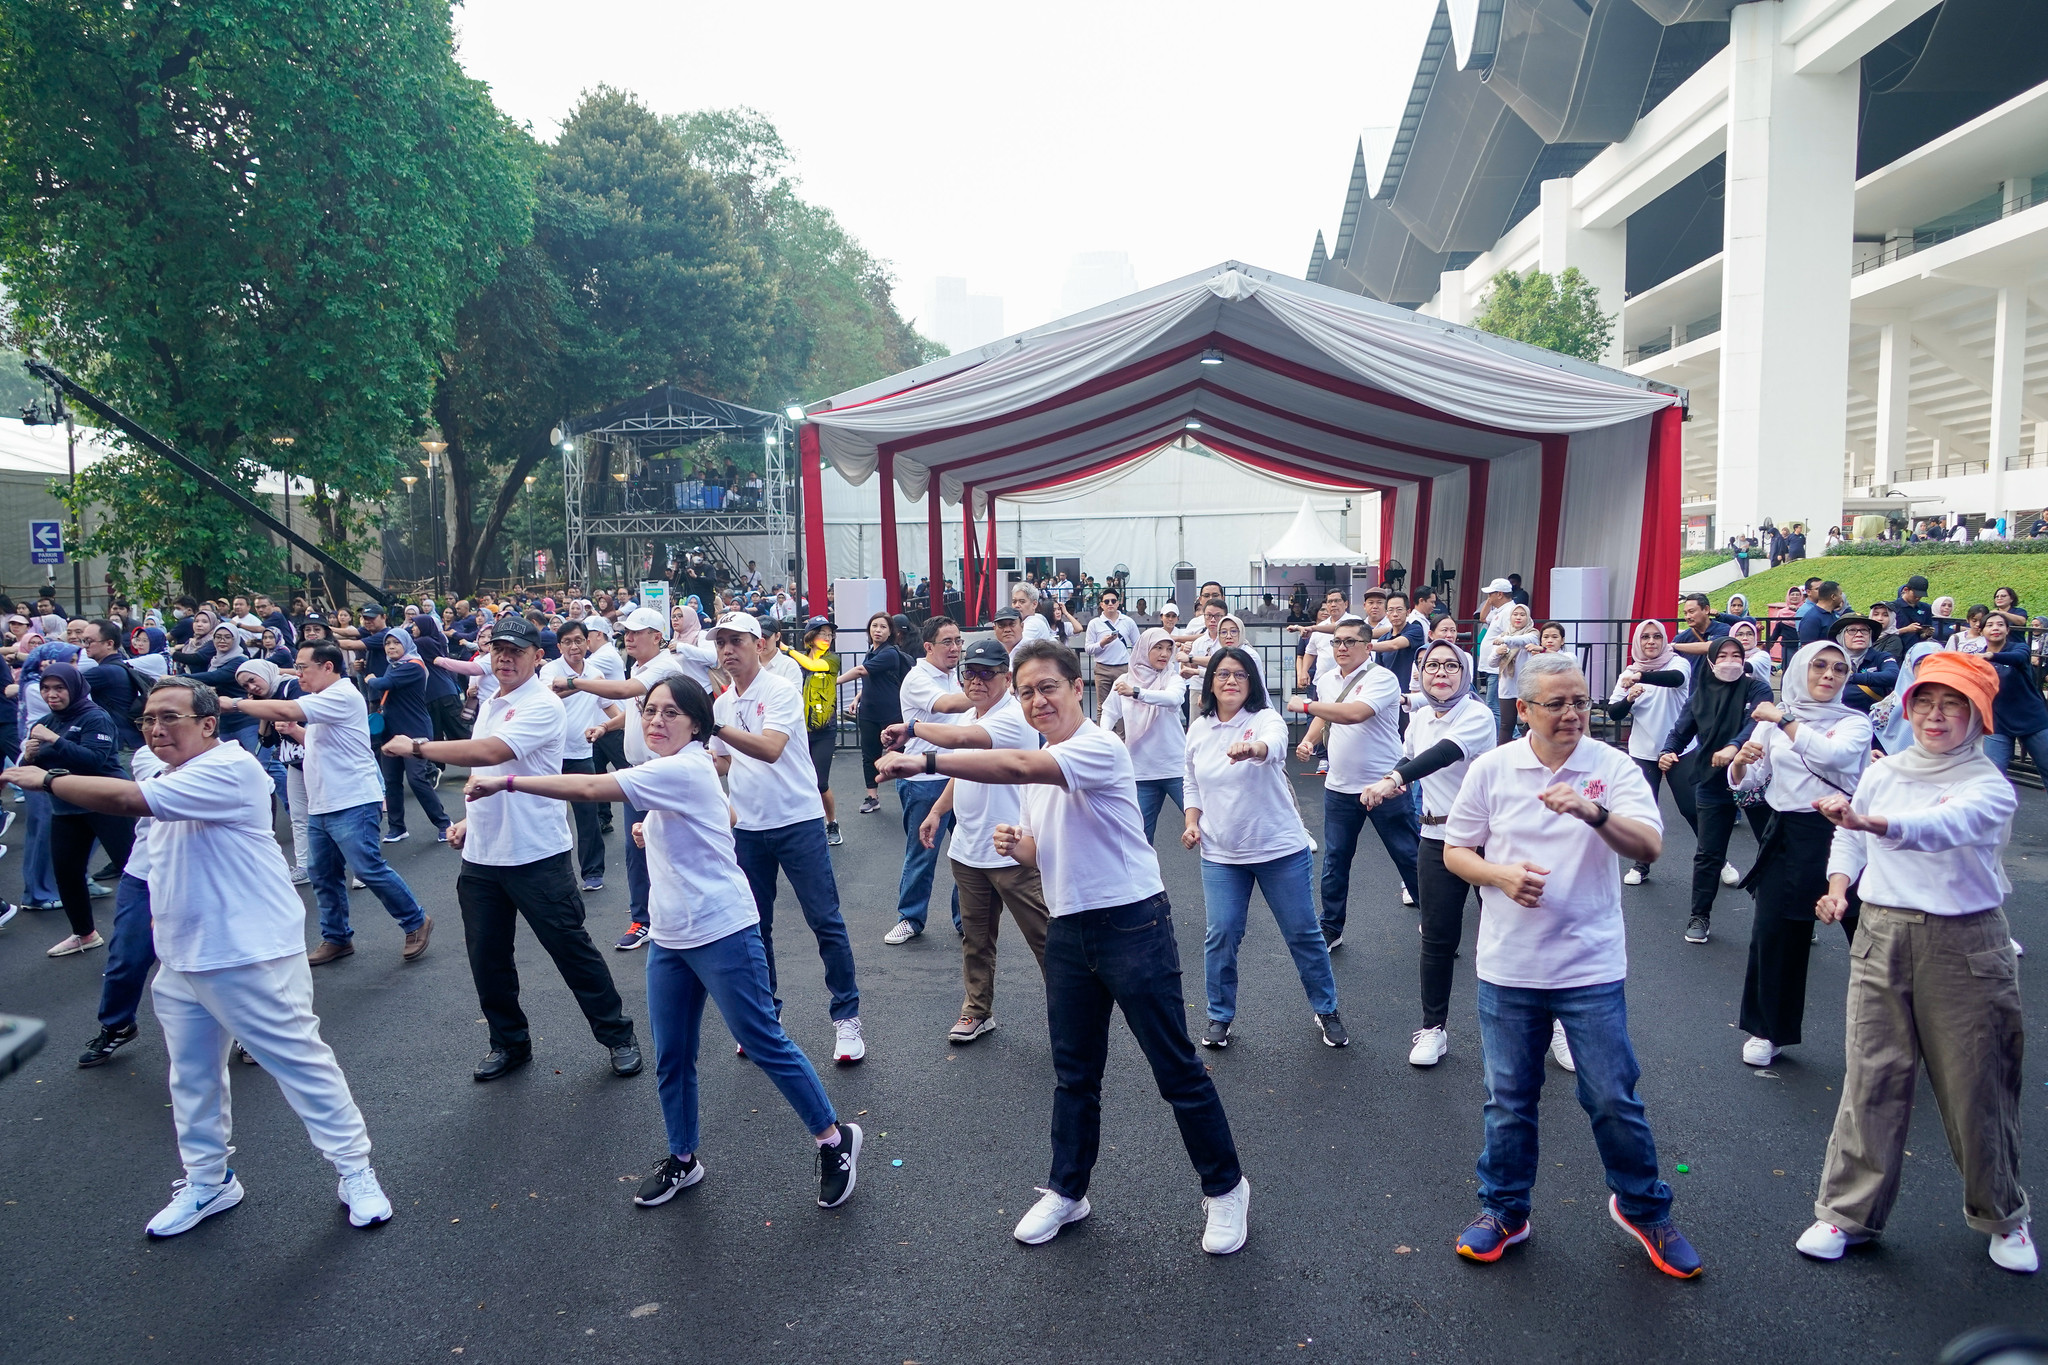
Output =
[{"x1": 0, "y1": 566, "x2": 2034, "y2": 1277}]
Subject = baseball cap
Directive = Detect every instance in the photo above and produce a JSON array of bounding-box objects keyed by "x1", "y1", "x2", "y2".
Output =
[
  {"x1": 488, "y1": 614, "x2": 542, "y2": 649},
  {"x1": 712, "y1": 612, "x2": 763, "y2": 638},
  {"x1": 992, "y1": 607, "x2": 1021, "y2": 624},
  {"x1": 1160, "y1": 601, "x2": 1181, "y2": 616},
  {"x1": 620, "y1": 606, "x2": 666, "y2": 633},
  {"x1": 1482, "y1": 578, "x2": 1513, "y2": 595},
  {"x1": 1905, "y1": 575, "x2": 1930, "y2": 593},
  {"x1": 961, "y1": 639, "x2": 1011, "y2": 670},
  {"x1": 360, "y1": 601, "x2": 387, "y2": 618}
]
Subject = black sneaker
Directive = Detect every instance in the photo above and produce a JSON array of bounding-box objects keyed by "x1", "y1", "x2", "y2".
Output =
[
  {"x1": 826, "y1": 822, "x2": 844, "y2": 847},
  {"x1": 1315, "y1": 1012, "x2": 1349, "y2": 1048},
  {"x1": 817, "y1": 1121, "x2": 862, "y2": 1208},
  {"x1": 89, "y1": 861, "x2": 119, "y2": 881},
  {"x1": 633, "y1": 1153, "x2": 704, "y2": 1206},
  {"x1": 78, "y1": 1022, "x2": 138, "y2": 1067},
  {"x1": 1684, "y1": 915, "x2": 1711, "y2": 944},
  {"x1": 1201, "y1": 1019, "x2": 1233, "y2": 1049},
  {"x1": 859, "y1": 795, "x2": 881, "y2": 815}
]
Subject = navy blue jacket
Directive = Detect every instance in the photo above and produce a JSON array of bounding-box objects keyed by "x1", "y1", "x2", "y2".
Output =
[
  {"x1": 1985, "y1": 645, "x2": 2048, "y2": 738},
  {"x1": 30, "y1": 699, "x2": 122, "y2": 815},
  {"x1": 365, "y1": 659, "x2": 432, "y2": 740},
  {"x1": 1889, "y1": 597, "x2": 1936, "y2": 643},
  {"x1": 1841, "y1": 651, "x2": 1900, "y2": 713}
]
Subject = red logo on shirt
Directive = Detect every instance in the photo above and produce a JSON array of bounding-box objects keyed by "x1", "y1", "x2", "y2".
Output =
[{"x1": 1581, "y1": 778, "x2": 1606, "y2": 804}]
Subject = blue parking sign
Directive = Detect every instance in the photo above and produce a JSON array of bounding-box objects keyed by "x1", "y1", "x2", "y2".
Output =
[{"x1": 29, "y1": 520, "x2": 63, "y2": 566}]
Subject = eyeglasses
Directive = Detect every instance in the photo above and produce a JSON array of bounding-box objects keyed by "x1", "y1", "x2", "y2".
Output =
[
  {"x1": 1332, "y1": 636, "x2": 1364, "y2": 648},
  {"x1": 1907, "y1": 694, "x2": 1972, "y2": 720},
  {"x1": 139, "y1": 712, "x2": 201, "y2": 730},
  {"x1": 962, "y1": 667, "x2": 1005, "y2": 683},
  {"x1": 1420, "y1": 660, "x2": 1461, "y2": 675},
  {"x1": 1525, "y1": 696, "x2": 1593, "y2": 714},
  {"x1": 1210, "y1": 668, "x2": 1250, "y2": 683},
  {"x1": 1015, "y1": 680, "x2": 1075, "y2": 702},
  {"x1": 642, "y1": 705, "x2": 689, "y2": 722}
]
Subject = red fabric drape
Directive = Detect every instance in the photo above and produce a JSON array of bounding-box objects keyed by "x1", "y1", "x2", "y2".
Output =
[
  {"x1": 1379, "y1": 491, "x2": 1397, "y2": 580},
  {"x1": 1630, "y1": 405, "x2": 1684, "y2": 621},
  {"x1": 984, "y1": 494, "x2": 1000, "y2": 620},
  {"x1": 1531, "y1": 434, "x2": 1568, "y2": 619},
  {"x1": 1457, "y1": 461, "x2": 1490, "y2": 618},
  {"x1": 1413, "y1": 478, "x2": 1433, "y2": 598},
  {"x1": 962, "y1": 487, "x2": 979, "y2": 626},
  {"x1": 878, "y1": 448, "x2": 901, "y2": 614},
  {"x1": 800, "y1": 425, "x2": 828, "y2": 609},
  {"x1": 927, "y1": 479, "x2": 945, "y2": 621}
]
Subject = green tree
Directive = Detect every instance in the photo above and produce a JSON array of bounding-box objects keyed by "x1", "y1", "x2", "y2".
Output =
[
  {"x1": 1471, "y1": 267, "x2": 1615, "y2": 363},
  {"x1": 0, "y1": 0, "x2": 533, "y2": 598}
]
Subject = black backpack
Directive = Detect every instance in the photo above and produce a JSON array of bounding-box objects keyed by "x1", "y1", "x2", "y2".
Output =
[{"x1": 111, "y1": 660, "x2": 152, "y2": 722}]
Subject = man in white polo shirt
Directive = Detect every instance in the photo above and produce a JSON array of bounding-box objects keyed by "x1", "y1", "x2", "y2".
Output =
[
  {"x1": 543, "y1": 620, "x2": 624, "y2": 894},
  {"x1": 1440, "y1": 650, "x2": 1702, "y2": 1280},
  {"x1": 1289, "y1": 616, "x2": 1415, "y2": 949},
  {"x1": 709, "y1": 613, "x2": 867, "y2": 1064},
  {"x1": 882, "y1": 639, "x2": 1249, "y2": 1256},
  {"x1": 4, "y1": 676, "x2": 393, "y2": 1235},
  {"x1": 398, "y1": 614, "x2": 640, "y2": 1083},
  {"x1": 882, "y1": 616, "x2": 971, "y2": 945},
  {"x1": 223, "y1": 638, "x2": 430, "y2": 966}
]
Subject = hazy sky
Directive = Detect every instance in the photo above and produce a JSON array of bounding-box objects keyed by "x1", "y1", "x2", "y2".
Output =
[{"x1": 454, "y1": 0, "x2": 1440, "y2": 350}]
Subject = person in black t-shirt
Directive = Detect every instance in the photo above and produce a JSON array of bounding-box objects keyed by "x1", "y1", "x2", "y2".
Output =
[{"x1": 1371, "y1": 592, "x2": 1427, "y2": 692}]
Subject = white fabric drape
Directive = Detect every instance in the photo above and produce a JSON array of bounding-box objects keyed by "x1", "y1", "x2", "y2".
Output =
[
  {"x1": 1478, "y1": 444, "x2": 1542, "y2": 590},
  {"x1": 1558, "y1": 416, "x2": 1653, "y2": 620},
  {"x1": 1427, "y1": 467, "x2": 1469, "y2": 584}
]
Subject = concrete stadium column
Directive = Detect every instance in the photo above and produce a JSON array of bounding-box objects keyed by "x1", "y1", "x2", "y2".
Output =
[
  {"x1": 1874, "y1": 319, "x2": 1911, "y2": 485},
  {"x1": 1537, "y1": 180, "x2": 1626, "y2": 369},
  {"x1": 1988, "y1": 287, "x2": 2028, "y2": 520},
  {"x1": 1438, "y1": 269, "x2": 1472, "y2": 326},
  {"x1": 1714, "y1": 0, "x2": 1859, "y2": 541}
]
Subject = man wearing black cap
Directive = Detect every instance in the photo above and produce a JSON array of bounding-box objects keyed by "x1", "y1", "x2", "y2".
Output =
[
  {"x1": 1828, "y1": 615, "x2": 1900, "y2": 714},
  {"x1": 396, "y1": 613, "x2": 640, "y2": 1081},
  {"x1": 1888, "y1": 576, "x2": 1935, "y2": 644},
  {"x1": 992, "y1": 608, "x2": 1025, "y2": 662},
  {"x1": 349, "y1": 602, "x2": 393, "y2": 680}
]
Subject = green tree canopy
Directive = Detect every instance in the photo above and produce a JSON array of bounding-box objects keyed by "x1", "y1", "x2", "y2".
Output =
[{"x1": 1470, "y1": 267, "x2": 1615, "y2": 364}]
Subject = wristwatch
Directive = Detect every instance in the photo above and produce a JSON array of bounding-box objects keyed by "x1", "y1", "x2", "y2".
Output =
[
  {"x1": 1586, "y1": 804, "x2": 1610, "y2": 829},
  {"x1": 411, "y1": 736, "x2": 426, "y2": 759},
  {"x1": 925, "y1": 751, "x2": 939, "y2": 776},
  {"x1": 709, "y1": 722, "x2": 725, "y2": 740},
  {"x1": 40, "y1": 767, "x2": 70, "y2": 791}
]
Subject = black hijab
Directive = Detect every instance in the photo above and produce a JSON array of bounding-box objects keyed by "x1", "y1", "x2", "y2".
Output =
[{"x1": 1687, "y1": 637, "x2": 1756, "y2": 753}]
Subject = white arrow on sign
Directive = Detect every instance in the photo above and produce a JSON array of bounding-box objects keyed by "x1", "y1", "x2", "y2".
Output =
[{"x1": 32, "y1": 523, "x2": 60, "y2": 548}]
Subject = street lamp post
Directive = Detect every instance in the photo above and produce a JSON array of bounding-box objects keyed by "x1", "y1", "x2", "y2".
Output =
[
  {"x1": 419, "y1": 437, "x2": 448, "y2": 601},
  {"x1": 523, "y1": 473, "x2": 537, "y2": 586},
  {"x1": 401, "y1": 474, "x2": 419, "y2": 584}
]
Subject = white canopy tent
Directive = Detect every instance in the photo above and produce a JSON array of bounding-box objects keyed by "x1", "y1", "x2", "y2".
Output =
[{"x1": 1258, "y1": 497, "x2": 1371, "y2": 567}]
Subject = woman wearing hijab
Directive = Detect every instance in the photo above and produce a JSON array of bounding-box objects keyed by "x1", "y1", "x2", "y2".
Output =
[
  {"x1": 1871, "y1": 640, "x2": 1939, "y2": 756},
  {"x1": 1487, "y1": 604, "x2": 1541, "y2": 745},
  {"x1": 178, "y1": 625, "x2": 260, "y2": 751},
  {"x1": 1728, "y1": 619, "x2": 1773, "y2": 687},
  {"x1": 409, "y1": 612, "x2": 467, "y2": 744},
  {"x1": 1359, "y1": 639, "x2": 1500, "y2": 1068},
  {"x1": 127, "y1": 624, "x2": 169, "y2": 679},
  {"x1": 29, "y1": 662, "x2": 133, "y2": 957},
  {"x1": 1182, "y1": 646, "x2": 1343, "y2": 1051},
  {"x1": 1658, "y1": 637, "x2": 1772, "y2": 945},
  {"x1": 1717, "y1": 592, "x2": 1756, "y2": 629},
  {"x1": 1213, "y1": 614, "x2": 1262, "y2": 685},
  {"x1": 665, "y1": 598, "x2": 718, "y2": 688},
  {"x1": 169, "y1": 615, "x2": 228, "y2": 673},
  {"x1": 363, "y1": 631, "x2": 451, "y2": 843},
  {"x1": 1796, "y1": 652, "x2": 2035, "y2": 1274},
  {"x1": 1927, "y1": 595, "x2": 1961, "y2": 646},
  {"x1": 1608, "y1": 619, "x2": 1697, "y2": 887},
  {"x1": 1726, "y1": 642, "x2": 1870, "y2": 1066},
  {"x1": 1104, "y1": 628, "x2": 1189, "y2": 842}
]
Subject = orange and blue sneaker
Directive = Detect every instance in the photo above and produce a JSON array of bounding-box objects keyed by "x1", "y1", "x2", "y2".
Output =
[
  {"x1": 1608, "y1": 1195, "x2": 1703, "y2": 1278},
  {"x1": 1455, "y1": 1210, "x2": 1530, "y2": 1263}
]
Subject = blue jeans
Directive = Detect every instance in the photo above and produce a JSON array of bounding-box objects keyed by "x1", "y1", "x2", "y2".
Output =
[
  {"x1": 1984, "y1": 728, "x2": 2048, "y2": 776},
  {"x1": 647, "y1": 930, "x2": 836, "y2": 1157},
  {"x1": 22, "y1": 787, "x2": 57, "y2": 904},
  {"x1": 626, "y1": 798, "x2": 650, "y2": 925},
  {"x1": 733, "y1": 819, "x2": 861, "y2": 1022},
  {"x1": 1135, "y1": 777, "x2": 1184, "y2": 845},
  {"x1": 1044, "y1": 894, "x2": 1241, "y2": 1199},
  {"x1": 895, "y1": 778, "x2": 959, "y2": 933},
  {"x1": 1318, "y1": 785, "x2": 1420, "y2": 939},
  {"x1": 97, "y1": 873, "x2": 155, "y2": 1031},
  {"x1": 1475, "y1": 978, "x2": 1673, "y2": 1225},
  {"x1": 258, "y1": 743, "x2": 289, "y2": 808},
  {"x1": 1201, "y1": 848, "x2": 1338, "y2": 1021},
  {"x1": 308, "y1": 800, "x2": 426, "y2": 943}
]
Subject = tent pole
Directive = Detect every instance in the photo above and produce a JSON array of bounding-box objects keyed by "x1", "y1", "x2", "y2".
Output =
[
  {"x1": 878, "y1": 447, "x2": 901, "y2": 614},
  {"x1": 1532, "y1": 436, "x2": 1568, "y2": 619},
  {"x1": 1413, "y1": 479, "x2": 1433, "y2": 600},
  {"x1": 985, "y1": 493, "x2": 1000, "y2": 621},
  {"x1": 962, "y1": 486, "x2": 978, "y2": 627},
  {"x1": 800, "y1": 424, "x2": 828, "y2": 614},
  {"x1": 927, "y1": 477, "x2": 945, "y2": 622}
]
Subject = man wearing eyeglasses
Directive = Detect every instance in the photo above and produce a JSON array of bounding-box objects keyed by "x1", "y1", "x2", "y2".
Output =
[
  {"x1": 1439, "y1": 651, "x2": 1702, "y2": 1280},
  {"x1": 1289, "y1": 617, "x2": 1416, "y2": 949}
]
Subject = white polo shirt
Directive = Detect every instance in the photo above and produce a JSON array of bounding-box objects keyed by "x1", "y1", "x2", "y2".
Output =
[
  {"x1": 122, "y1": 744, "x2": 166, "y2": 882},
  {"x1": 1019, "y1": 719, "x2": 1166, "y2": 916},
  {"x1": 1443, "y1": 735, "x2": 1661, "y2": 990},
  {"x1": 1183, "y1": 705, "x2": 1307, "y2": 864},
  {"x1": 623, "y1": 649, "x2": 688, "y2": 765},
  {"x1": 1019, "y1": 614, "x2": 1056, "y2": 647},
  {"x1": 295, "y1": 679, "x2": 386, "y2": 815},
  {"x1": 1319, "y1": 661, "x2": 1403, "y2": 795},
  {"x1": 462, "y1": 673, "x2": 573, "y2": 867},
  {"x1": 543, "y1": 656, "x2": 608, "y2": 761},
  {"x1": 898, "y1": 658, "x2": 960, "y2": 785},
  {"x1": 1306, "y1": 628, "x2": 1337, "y2": 684},
  {"x1": 613, "y1": 746, "x2": 759, "y2": 949},
  {"x1": 588, "y1": 640, "x2": 626, "y2": 681},
  {"x1": 143, "y1": 741, "x2": 306, "y2": 973},
  {"x1": 711, "y1": 669, "x2": 823, "y2": 831},
  {"x1": 1405, "y1": 695, "x2": 1498, "y2": 840},
  {"x1": 949, "y1": 693, "x2": 1038, "y2": 869},
  {"x1": 1087, "y1": 614, "x2": 1138, "y2": 666}
]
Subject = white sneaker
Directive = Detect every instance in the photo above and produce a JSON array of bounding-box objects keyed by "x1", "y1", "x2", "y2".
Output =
[
  {"x1": 833, "y1": 1016, "x2": 866, "y2": 1063},
  {"x1": 350, "y1": 876, "x2": 367, "y2": 890},
  {"x1": 1795, "y1": 1220, "x2": 1863, "y2": 1261},
  {"x1": 146, "y1": 1173, "x2": 245, "y2": 1237},
  {"x1": 1014, "y1": 1187, "x2": 1090, "y2": 1245},
  {"x1": 1548, "y1": 1019, "x2": 1575, "y2": 1072},
  {"x1": 1408, "y1": 1026, "x2": 1448, "y2": 1067},
  {"x1": 1741, "y1": 1036, "x2": 1780, "y2": 1067},
  {"x1": 1991, "y1": 1219, "x2": 2039, "y2": 1273},
  {"x1": 1720, "y1": 862, "x2": 1741, "y2": 886},
  {"x1": 1623, "y1": 866, "x2": 1644, "y2": 886},
  {"x1": 1201, "y1": 1176, "x2": 1251, "y2": 1255},
  {"x1": 47, "y1": 931, "x2": 104, "y2": 957},
  {"x1": 338, "y1": 1167, "x2": 393, "y2": 1227},
  {"x1": 882, "y1": 920, "x2": 919, "y2": 945},
  {"x1": 1401, "y1": 885, "x2": 1415, "y2": 906},
  {"x1": 289, "y1": 866, "x2": 311, "y2": 886}
]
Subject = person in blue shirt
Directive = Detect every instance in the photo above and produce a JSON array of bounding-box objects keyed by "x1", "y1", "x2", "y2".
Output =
[
  {"x1": 1829, "y1": 616, "x2": 1899, "y2": 714},
  {"x1": 79, "y1": 620, "x2": 143, "y2": 755},
  {"x1": 1796, "y1": 582, "x2": 1846, "y2": 646},
  {"x1": 409, "y1": 613, "x2": 468, "y2": 742},
  {"x1": 1659, "y1": 637, "x2": 1773, "y2": 944},
  {"x1": 1671, "y1": 594, "x2": 1729, "y2": 677},
  {"x1": 1370, "y1": 591, "x2": 1428, "y2": 693},
  {"x1": 1976, "y1": 612, "x2": 2048, "y2": 775},
  {"x1": 1886, "y1": 575, "x2": 1935, "y2": 645},
  {"x1": 363, "y1": 631, "x2": 451, "y2": 843},
  {"x1": 354, "y1": 602, "x2": 393, "y2": 680},
  {"x1": 26, "y1": 661, "x2": 132, "y2": 956}
]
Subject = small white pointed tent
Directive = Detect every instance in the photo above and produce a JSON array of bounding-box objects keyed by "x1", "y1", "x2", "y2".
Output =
[{"x1": 1257, "y1": 497, "x2": 1369, "y2": 568}]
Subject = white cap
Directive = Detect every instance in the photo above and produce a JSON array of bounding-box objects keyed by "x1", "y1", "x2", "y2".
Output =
[
  {"x1": 620, "y1": 606, "x2": 666, "y2": 633},
  {"x1": 712, "y1": 612, "x2": 763, "y2": 638},
  {"x1": 584, "y1": 615, "x2": 614, "y2": 637},
  {"x1": 1160, "y1": 601, "x2": 1180, "y2": 616},
  {"x1": 1483, "y1": 578, "x2": 1513, "y2": 595},
  {"x1": 1338, "y1": 612, "x2": 1366, "y2": 625}
]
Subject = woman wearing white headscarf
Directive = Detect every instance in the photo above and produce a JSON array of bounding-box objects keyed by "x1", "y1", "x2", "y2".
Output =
[
  {"x1": 1486, "y1": 604, "x2": 1540, "y2": 745},
  {"x1": 1871, "y1": 641, "x2": 1941, "y2": 755},
  {"x1": 1726, "y1": 642, "x2": 1870, "y2": 1066},
  {"x1": 1608, "y1": 619, "x2": 1697, "y2": 886},
  {"x1": 1728, "y1": 619, "x2": 1773, "y2": 687},
  {"x1": 1103, "y1": 627, "x2": 1188, "y2": 843}
]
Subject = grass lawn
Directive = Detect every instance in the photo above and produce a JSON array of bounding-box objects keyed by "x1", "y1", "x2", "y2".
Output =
[{"x1": 1705, "y1": 555, "x2": 2048, "y2": 618}]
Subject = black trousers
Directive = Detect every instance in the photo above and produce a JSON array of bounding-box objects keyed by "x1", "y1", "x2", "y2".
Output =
[
  {"x1": 561, "y1": 756, "x2": 605, "y2": 880},
  {"x1": 380, "y1": 751, "x2": 450, "y2": 835},
  {"x1": 591, "y1": 728, "x2": 628, "y2": 831},
  {"x1": 456, "y1": 852, "x2": 635, "y2": 1053},
  {"x1": 1740, "y1": 810, "x2": 1859, "y2": 1045},
  {"x1": 1417, "y1": 835, "x2": 1477, "y2": 1030},
  {"x1": 429, "y1": 691, "x2": 471, "y2": 743},
  {"x1": 858, "y1": 715, "x2": 886, "y2": 793},
  {"x1": 1689, "y1": 783, "x2": 1770, "y2": 920},
  {"x1": 53, "y1": 810, "x2": 135, "y2": 938},
  {"x1": 809, "y1": 725, "x2": 836, "y2": 794}
]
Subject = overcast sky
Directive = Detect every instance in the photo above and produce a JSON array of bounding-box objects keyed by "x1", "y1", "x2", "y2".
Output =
[{"x1": 455, "y1": 0, "x2": 1440, "y2": 356}]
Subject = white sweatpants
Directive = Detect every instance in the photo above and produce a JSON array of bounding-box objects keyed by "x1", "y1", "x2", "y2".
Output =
[
  {"x1": 285, "y1": 765, "x2": 312, "y2": 870},
  {"x1": 151, "y1": 953, "x2": 372, "y2": 1186}
]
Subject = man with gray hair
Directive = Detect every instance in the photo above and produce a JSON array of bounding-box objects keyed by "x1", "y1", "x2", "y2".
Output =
[
  {"x1": 1010, "y1": 581, "x2": 1057, "y2": 647},
  {"x1": 1439, "y1": 651, "x2": 1701, "y2": 1279}
]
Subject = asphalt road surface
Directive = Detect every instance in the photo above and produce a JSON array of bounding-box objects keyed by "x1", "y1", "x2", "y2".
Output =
[{"x1": 0, "y1": 763, "x2": 2041, "y2": 1364}]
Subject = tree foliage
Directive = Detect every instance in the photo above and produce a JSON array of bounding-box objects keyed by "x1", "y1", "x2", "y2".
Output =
[
  {"x1": 1471, "y1": 267, "x2": 1615, "y2": 364},
  {"x1": 0, "y1": 0, "x2": 534, "y2": 597}
]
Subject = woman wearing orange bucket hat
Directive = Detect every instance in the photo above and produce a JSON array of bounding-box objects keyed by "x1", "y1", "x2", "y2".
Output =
[{"x1": 1795, "y1": 651, "x2": 2035, "y2": 1273}]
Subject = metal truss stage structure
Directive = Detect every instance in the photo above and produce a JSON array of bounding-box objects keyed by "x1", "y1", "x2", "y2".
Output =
[{"x1": 561, "y1": 385, "x2": 793, "y2": 593}]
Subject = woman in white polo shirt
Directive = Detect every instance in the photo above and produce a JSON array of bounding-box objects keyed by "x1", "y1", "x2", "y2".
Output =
[
  {"x1": 1607, "y1": 618, "x2": 1697, "y2": 887},
  {"x1": 1181, "y1": 646, "x2": 1342, "y2": 1051},
  {"x1": 1104, "y1": 628, "x2": 1188, "y2": 843},
  {"x1": 462, "y1": 675, "x2": 861, "y2": 1213}
]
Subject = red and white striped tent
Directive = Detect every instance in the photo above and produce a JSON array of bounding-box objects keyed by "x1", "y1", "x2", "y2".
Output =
[{"x1": 797, "y1": 262, "x2": 1685, "y2": 622}]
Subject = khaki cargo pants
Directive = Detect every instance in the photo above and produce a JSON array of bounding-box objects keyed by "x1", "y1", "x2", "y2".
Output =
[{"x1": 953, "y1": 859, "x2": 1051, "y2": 1021}]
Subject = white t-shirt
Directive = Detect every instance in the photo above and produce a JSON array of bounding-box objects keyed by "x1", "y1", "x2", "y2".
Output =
[
  {"x1": 462, "y1": 673, "x2": 573, "y2": 867},
  {"x1": 1442, "y1": 736, "x2": 1661, "y2": 990},
  {"x1": 623, "y1": 650, "x2": 688, "y2": 765},
  {"x1": 1019, "y1": 719, "x2": 1166, "y2": 916},
  {"x1": 1102, "y1": 674, "x2": 1188, "y2": 780},
  {"x1": 122, "y1": 743, "x2": 168, "y2": 883},
  {"x1": 1476, "y1": 603, "x2": 1516, "y2": 675},
  {"x1": 1306, "y1": 628, "x2": 1337, "y2": 684},
  {"x1": 668, "y1": 637, "x2": 717, "y2": 690},
  {"x1": 296, "y1": 680, "x2": 387, "y2": 815},
  {"x1": 1020, "y1": 614, "x2": 1056, "y2": 647},
  {"x1": 588, "y1": 641, "x2": 626, "y2": 681},
  {"x1": 1182, "y1": 706, "x2": 1308, "y2": 864},
  {"x1": 143, "y1": 742, "x2": 306, "y2": 973},
  {"x1": 1406, "y1": 695, "x2": 1498, "y2": 840},
  {"x1": 1319, "y1": 661, "x2": 1403, "y2": 795},
  {"x1": 1087, "y1": 614, "x2": 1138, "y2": 665},
  {"x1": 711, "y1": 670, "x2": 823, "y2": 831},
  {"x1": 949, "y1": 693, "x2": 1039, "y2": 869},
  {"x1": 543, "y1": 656, "x2": 608, "y2": 761},
  {"x1": 898, "y1": 658, "x2": 961, "y2": 784},
  {"x1": 614, "y1": 747, "x2": 759, "y2": 949}
]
